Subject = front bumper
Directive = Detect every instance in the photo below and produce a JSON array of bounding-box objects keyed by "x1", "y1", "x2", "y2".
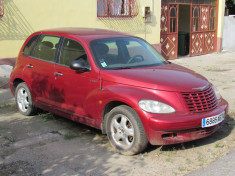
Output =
[{"x1": 142, "y1": 99, "x2": 228, "y2": 145}]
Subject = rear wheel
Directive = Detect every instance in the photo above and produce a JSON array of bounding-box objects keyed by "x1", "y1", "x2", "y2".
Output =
[
  {"x1": 15, "y1": 82, "x2": 36, "y2": 116},
  {"x1": 106, "y1": 105, "x2": 148, "y2": 155}
]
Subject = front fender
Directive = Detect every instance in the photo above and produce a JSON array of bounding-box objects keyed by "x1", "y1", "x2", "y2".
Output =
[{"x1": 95, "y1": 81, "x2": 184, "y2": 138}]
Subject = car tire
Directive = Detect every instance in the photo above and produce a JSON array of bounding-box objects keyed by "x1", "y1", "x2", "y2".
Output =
[
  {"x1": 106, "y1": 105, "x2": 148, "y2": 155},
  {"x1": 15, "y1": 82, "x2": 36, "y2": 116}
]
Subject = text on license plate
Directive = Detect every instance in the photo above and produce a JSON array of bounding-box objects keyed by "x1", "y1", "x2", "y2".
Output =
[{"x1": 202, "y1": 111, "x2": 225, "y2": 128}]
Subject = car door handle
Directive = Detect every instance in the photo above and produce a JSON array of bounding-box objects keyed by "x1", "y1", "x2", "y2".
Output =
[
  {"x1": 26, "y1": 64, "x2": 33, "y2": 68},
  {"x1": 54, "y1": 72, "x2": 63, "y2": 76}
]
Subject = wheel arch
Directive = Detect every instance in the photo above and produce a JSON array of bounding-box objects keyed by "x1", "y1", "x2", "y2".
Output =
[
  {"x1": 101, "y1": 101, "x2": 132, "y2": 134},
  {"x1": 12, "y1": 78, "x2": 25, "y2": 94}
]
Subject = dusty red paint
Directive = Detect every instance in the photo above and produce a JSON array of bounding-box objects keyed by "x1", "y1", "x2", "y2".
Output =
[{"x1": 10, "y1": 28, "x2": 228, "y2": 145}]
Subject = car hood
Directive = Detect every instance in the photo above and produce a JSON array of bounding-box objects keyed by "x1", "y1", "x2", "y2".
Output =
[{"x1": 100, "y1": 63, "x2": 210, "y2": 92}]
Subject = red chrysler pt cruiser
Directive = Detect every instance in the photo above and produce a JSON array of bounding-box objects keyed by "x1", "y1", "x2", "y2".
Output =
[{"x1": 10, "y1": 28, "x2": 228, "y2": 155}]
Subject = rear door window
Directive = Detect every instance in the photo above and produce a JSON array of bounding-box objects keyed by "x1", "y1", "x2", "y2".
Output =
[{"x1": 32, "y1": 35, "x2": 60, "y2": 62}]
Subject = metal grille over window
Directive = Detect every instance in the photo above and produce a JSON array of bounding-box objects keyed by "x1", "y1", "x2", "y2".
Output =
[
  {"x1": 0, "y1": 0, "x2": 4, "y2": 19},
  {"x1": 97, "y1": 0, "x2": 138, "y2": 18},
  {"x1": 181, "y1": 86, "x2": 218, "y2": 113}
]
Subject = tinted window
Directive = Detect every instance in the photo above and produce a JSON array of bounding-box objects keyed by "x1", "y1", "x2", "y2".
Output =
[
  {"x1": 32, "y1": 35, "x2": 60, "y2": 62},
  {"x1": 59, "y1": 38, "x2": 88, "y2": 67},
  {"x1": 90, "y1": 37, "x2": 167, "y2": 70},
  {"x1": 23, "y1": 35, "x2": 39, "y2": 56}
]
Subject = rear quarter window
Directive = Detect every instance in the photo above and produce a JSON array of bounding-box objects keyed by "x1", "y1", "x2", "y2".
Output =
[{"x1": 23, "y1": 35, "x2": 39, "y2": 56}]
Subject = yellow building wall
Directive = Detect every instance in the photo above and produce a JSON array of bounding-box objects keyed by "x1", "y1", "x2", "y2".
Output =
[
  {"x1": 217, "y1": 0, "x2": 225, "y2": 52},
  {"x1": 0, "y1": 0, "x2": 161, "y2": 58}
]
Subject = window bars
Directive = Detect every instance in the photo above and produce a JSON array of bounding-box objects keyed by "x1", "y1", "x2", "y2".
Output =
[
  {"x1": 0, "y1": 0, "x2": 4, "y2": 19},
  {"x1": 97, "y1": 0, "x2": 138, "y2": 18}
]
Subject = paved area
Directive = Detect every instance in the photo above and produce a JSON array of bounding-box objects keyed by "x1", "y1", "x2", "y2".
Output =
[
  {"x1": 187, "y1": 148, "x2": 235, "y2": 176},
  {"x1": 174, "y1": 51, "x2": 235, "y2": 176},
  {"x1": 0, "y1": 64, "x2": 14, "y2": 105},
  {"x1": 0, "y1": 52, "x2": 235, "y2": 176}
]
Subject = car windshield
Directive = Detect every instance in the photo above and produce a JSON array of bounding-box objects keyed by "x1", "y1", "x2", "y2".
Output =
[{"x1": 90, "y1": 37, "x2": 168, "y2": 70}]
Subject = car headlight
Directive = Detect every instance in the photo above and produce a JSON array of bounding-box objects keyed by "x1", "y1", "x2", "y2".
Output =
[
  {"x1": 138, "y1": 100, "x2": 175, "y2": 114},
  {"x1": 212, "y1": 85, "x2": 221, "y2": 100}
]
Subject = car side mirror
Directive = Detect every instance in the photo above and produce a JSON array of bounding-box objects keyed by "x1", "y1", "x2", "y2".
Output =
[{"x1": 70, "y1": 60, "x2": 90, "y2": 72}]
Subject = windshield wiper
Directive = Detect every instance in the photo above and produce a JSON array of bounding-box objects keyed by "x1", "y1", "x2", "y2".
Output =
[{"x1": 111, "y1": 67, "x2": 132, "y2": 70}]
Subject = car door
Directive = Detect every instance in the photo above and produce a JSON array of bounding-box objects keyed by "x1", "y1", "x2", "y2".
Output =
[
  {"x1": 22, "y1": 35, "x2": 61, "y2": 108},
  {"x1": 52, "y1": 38, "x2": 99, "y2": 125}
]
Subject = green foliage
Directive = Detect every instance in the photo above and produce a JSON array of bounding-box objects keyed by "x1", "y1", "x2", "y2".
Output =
[
  {"x1": 226, "y1": 0, "x2": 235, "y2": 15},
  {"x1": 64, "y1": 131, "x2": 78, "y2": 140}
]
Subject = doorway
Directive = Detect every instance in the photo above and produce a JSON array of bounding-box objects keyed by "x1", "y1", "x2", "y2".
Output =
[{"x1": 178, "y1": 5, "x2": 190, "y2": 56}]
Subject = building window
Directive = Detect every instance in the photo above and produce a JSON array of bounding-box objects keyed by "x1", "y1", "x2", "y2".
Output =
[
  {"x1": 169, "y1": 5, "x2": 177, "y2": 33},
  {"x1": 209, "y1": 6, "x2": 216, "y2": 30},
  {"x1": 192, "y1": 6, "x2": 200, "y2": 32},
  {"x1": 97, "y1": 0, "x2": 138, "y2": 18},
  {"x1": 0, "y1": 0, "x2": 4, "y2": 19}
]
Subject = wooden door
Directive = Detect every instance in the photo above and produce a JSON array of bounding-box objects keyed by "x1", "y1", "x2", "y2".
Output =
[{"x1": 160, "y1": 3, "x2": 178, "y2": 59}]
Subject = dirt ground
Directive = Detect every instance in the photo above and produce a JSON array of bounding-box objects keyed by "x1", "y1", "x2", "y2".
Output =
[{"x1": 0, "y1": 51, "x2": 235, "y2": 176}]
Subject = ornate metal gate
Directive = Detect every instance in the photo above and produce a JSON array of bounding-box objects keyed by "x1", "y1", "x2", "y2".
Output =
[
  {"x1": 160, "y1": 3, "x2": 178, "y2": 59},
  {"x1": 190, "y1": 5, "x2": 217, "y2": 56},
  {"x1": 160, "y1": 0, "x2": 217, "y2": 59}
]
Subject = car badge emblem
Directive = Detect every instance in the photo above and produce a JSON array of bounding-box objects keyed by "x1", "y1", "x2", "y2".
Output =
[{"x1": 192, "y1": 85, "x2": 207, "y2": 91}]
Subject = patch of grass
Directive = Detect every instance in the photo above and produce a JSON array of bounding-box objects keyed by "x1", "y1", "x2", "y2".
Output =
[
  {"x1": 212, "y1": 152, "x2": 218, "y2": 158},
  {"x1": 197, "y1": 152, "x2": 207, "y2": 165},
  {"x1": 38, "y1": 113, "x2": 55, "y2": 122},
  {"x1": 3, "y1": 104, "x2": 12, "y2": 108},
  {"x1": 232, "y1": 80, "x2": 235, "y2": 82},
  {"x1": 10, "y1": 103, "x2": 18, "y2": 110},
  {"x1": 178, "y1": 166, "x2": 186, "y2": 172},
  {"x1": 210, "y1": 78, "x2": 216, "y2": 82},
  {"x1": 0, "y1": 126, "x2": 9, "y2": 131},
  {"x1": 215, "y1": 143, "x2": 220, "y2": 148},
  {"x1": 64, "y1": 131, "x2": 78, "y2": 140},
  {"x1": 228, "y1": 112, "x2": 235, "y2": 119},
  {"x1": 185, "y1": 158, "x2": 192, "y2": 164},
  {"x1": 0, "y1": 134, "x2": 16, "y2": 143},
  {"x1": 205, "y1": 67, "x2": 216, "y2": 71},
  {"x1": 166, "y1": 157, "x2": 173, "y2": 163},
  {"x1": 171, "y1": 147, "x2": 178, "y2": 155},
  {"x1": 223, "y1": 87, "x2": 230, "y2": 90},
  {"x1": 0, "y1": 103, "x2": 16, "y2": 109}
]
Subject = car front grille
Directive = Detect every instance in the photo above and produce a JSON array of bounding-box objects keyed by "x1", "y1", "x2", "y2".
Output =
[{"x1": 181, "y1": 86, "x2": 218, "y2": 113}]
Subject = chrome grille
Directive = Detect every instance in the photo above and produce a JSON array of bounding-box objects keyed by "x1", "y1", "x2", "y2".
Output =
[{"x1": 181, "y1": 86, "x2": 218, "y2": 113}]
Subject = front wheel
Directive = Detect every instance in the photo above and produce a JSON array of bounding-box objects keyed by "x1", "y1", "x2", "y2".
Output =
[
  {"x1": 106, "y1": 105, "x2": 148, "y2": 155},
  {"x1": 15, "y1": 82, "x2": 36, "y2": 116}
]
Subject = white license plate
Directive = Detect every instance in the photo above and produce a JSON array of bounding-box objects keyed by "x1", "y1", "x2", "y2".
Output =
[{"x1": 202, "y1": 111, "x2": 225, "y2": 128}]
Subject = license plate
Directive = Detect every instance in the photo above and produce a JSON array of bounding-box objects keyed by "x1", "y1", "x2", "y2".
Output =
[{"x1": 202, "y1": 111, "x2": 225, "y2": 128}]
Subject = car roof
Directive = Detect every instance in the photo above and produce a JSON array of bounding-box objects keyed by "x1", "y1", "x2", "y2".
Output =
[{"x1": 37, "y1": 28, "x2": 132, "y2": 41}]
